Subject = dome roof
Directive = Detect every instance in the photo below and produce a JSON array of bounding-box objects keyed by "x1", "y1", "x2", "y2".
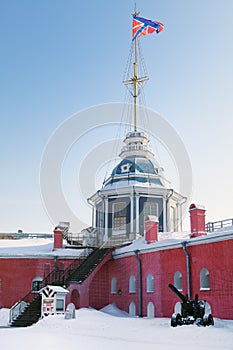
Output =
[
  {"x1": 100, "y1": 131, "x2": 170, "y2": 190},
  {"x1": 102, "y1": 155, "x2": 168, "y2": 190},
  {"x1": 111, "y1": 156, "x2": 157, "y2": 176}
]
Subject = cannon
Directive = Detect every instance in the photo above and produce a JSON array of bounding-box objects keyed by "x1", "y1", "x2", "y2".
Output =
[{"x1": 168, "y1": 283, "x2": 214, "y2": 327}]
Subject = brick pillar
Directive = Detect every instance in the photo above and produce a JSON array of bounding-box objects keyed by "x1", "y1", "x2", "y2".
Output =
[
  {"x1": 145, "y1": 216, "x2": 158, "y2": 244},
  {"x1": 189, "y1": 203, "x2": 207, "y2": 238},
  {"x1": 53, "y1": 226, "x2": 63, "y2": 250}
]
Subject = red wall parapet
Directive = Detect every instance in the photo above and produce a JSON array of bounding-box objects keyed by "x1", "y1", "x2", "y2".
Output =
[{"x1": 189, "y1": 203, "x2": 207, "y2": 238}]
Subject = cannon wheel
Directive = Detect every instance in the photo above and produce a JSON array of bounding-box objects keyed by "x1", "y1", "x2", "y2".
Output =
[
  {"x1": 207, "y1": 314, "x2": 214, "y2": 326},
  {"x1": 171, "y1": 313, "x2": 182, "y2": 327},
  {"x1": 203, "y1": 314, "x2": 214, "y2": 326}
]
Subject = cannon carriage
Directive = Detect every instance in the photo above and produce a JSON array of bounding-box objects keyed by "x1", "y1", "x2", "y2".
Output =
[{"x1": 168, "y1": 283, "x2": 214, "y2": 327}]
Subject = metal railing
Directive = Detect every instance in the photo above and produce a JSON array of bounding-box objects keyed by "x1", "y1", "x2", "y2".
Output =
[
  {"x1": 65, "y1": 232, "x2": 85, "y2": 246},
  {"x1": 206, "y1": 218, "x2": 233, "y2": 232},
  {"x1": 64, "y1": 228, "x2": 104, "y2": 247},
  {"x1": 64, "y1": 229, "x2": 136, "y2": 248},
  {"x1": 9, "y1": 290, "x2": 37, "y2": 324}
]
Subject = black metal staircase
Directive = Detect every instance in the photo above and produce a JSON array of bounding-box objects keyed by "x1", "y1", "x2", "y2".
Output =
[
  {"x1": 10, "y1": 294, "x2": 42, "y2": 327},
  {"x1": 9, "y1": 247, "x2": 112, "y2": 327},
  {"x1": 63, "y1": 248, "x2": 112, "y2": 284}
]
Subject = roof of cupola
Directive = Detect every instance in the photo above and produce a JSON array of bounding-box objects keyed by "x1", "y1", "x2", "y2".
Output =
[
  {"x1": 111, "y1": 157, "x2": 157, "y2": 176},
  {"x1": 101, "y1": 130, "x2": 171, "y2": 190}
]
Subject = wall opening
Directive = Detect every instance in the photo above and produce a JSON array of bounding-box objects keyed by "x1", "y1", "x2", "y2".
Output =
[
  {"x1": 129, "y1": 302, "x2": 136, "y2": 316},
  {"x1": 200, "y1": 268, "x2": 210, "y2": 290},
  {"x1": 147, "y1": 302, "x2": 155, "y2": 318}
]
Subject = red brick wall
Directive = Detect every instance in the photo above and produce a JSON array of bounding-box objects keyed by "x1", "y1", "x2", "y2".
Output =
[
  {"x1": 159, "y1": 247, "x2": 187, "y2": 317},
  {"x1": 89, "y1": 260, "x2": 110, "y2": 309},
  {"x1": 67, "y1": 251, "x2": 113, "y2": 310},
  {"x1": 108, "y1": 255, "x2": 139, "y2": 315},
  {"x1": 0, "y1": 257, "x2": 75, "y2": 308},
  {"x1": 189, "y1": 240, "x2": 233, "y2": 319},
  {"x1": 104, "y1": 249, "x2": 185, "y2": 317},
  {"x1": 0, "y1": 238, "x2": 232, "y2": 320},
  {"x1": 102, "y1": 238, "x2": 233, "y2": 319}
]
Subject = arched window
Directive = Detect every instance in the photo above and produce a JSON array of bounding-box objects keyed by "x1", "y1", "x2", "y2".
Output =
[
  {"x1": 32, "y1": 276, "x2": 43, "y2": 292},
  {"x1": 111, "y1": 277, "x2": 117, "y2": 294},
  {"x1": 200, "y1": 268, "x2": 210, "y2": 290},
  {"x1": 147, "y1": 302, "x2": 155, "y2": 318},
  {"x1": 129, "y1": 275, "x2": 136, "y2": 293},
  {"x1": 146, "y1": 273, "x2": 154, "y2": 293},
  {"x1": 129, "y1": 302, "x2": 136, "y2": 316},
  {"x1": 174, "y1": 271, "x2": 183, "y2": 291}
]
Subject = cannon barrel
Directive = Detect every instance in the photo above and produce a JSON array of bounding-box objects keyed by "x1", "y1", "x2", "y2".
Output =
[{"x1": 168, "y1": 283, "x2": 188, "y2": 303}]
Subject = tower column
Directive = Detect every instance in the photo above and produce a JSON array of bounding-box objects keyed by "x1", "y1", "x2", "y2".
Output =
[
  {"x1": 130, "y1": 194, "x2": 134, "y2": 234},
  {"x1": 104, "y1": 197, "x2": 108, "y2": 241},
  {"x1": 179, "y1": 203, "x2": 183, "y2": 232},
  {"x1": 92, "y1": 206, "x2": 96, "y2": 228},
  {"x1": 176, "y1": 203, "x2": 181, "y2": 232},
  {"x1": 136, "y1": 194, "x2": 140, "y2": 234},
  {"x1": 163, "y1": 195, "x2": 167, "y2": 232}
]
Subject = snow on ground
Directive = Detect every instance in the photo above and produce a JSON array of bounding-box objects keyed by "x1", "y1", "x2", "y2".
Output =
[{"x1": 0, "y1": 306, "x2": 232, "y2": 350}]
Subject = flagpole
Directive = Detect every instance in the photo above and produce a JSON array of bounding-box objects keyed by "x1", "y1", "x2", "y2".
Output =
[
  {"x1": 133, "y1": 37, "x2": 138, "y2": 132},
  {"x1": 133, "y1": 5, "x2": 139, "y2": 132}
]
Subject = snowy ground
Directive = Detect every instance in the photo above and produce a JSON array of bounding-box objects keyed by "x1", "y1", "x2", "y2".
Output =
[{"x1": 0, "y1": 306, "x2": 232, "y2": 350}]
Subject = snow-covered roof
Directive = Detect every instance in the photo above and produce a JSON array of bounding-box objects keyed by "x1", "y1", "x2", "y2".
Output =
[
  {"x1": 113, "y1": 227, "x2": 233, "y2": 258},
  {"x1": 39, "y1": 285, "x2": 69, "y2": 294},
  {"x1": 0, "y1": 238, "x2": 86, "y2": 258}
]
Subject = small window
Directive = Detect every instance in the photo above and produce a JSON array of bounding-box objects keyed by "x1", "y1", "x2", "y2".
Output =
[
  {"x1": 129, "y1": 302, "x2": 136, "y2": 316},
  {"x1": 0, "y1": 278, "x2": 2, "y2": 292},
  {"x1": 129, "y1": 275, "x2": 136, "y2": 293},
  {"x1": 32, "y1": 277, "x2": 43, "y2": 292},
  {"x1": 147, "y1": 302, "x2": 155, "y2": 318},
  {"x1": 56, "y1": 299, "x2": 64, "y2": 312},
  {"x1": 111, "y1": 277, "x2": 117, "y2": 294},
  {"x1": 200, "y1": 268, "x2": 210, "y2": 290},
  {"x1": 146, "y1": 273, "x2": 154, "y2": 293},
  {"x1": 174, "y1": 271, "x2": 183, "y2": 291}
]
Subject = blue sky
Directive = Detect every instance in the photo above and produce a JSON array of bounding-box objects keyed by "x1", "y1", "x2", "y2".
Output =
[{"x1": 0, "y1": 0, "x2": 233, "y2": 232}]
